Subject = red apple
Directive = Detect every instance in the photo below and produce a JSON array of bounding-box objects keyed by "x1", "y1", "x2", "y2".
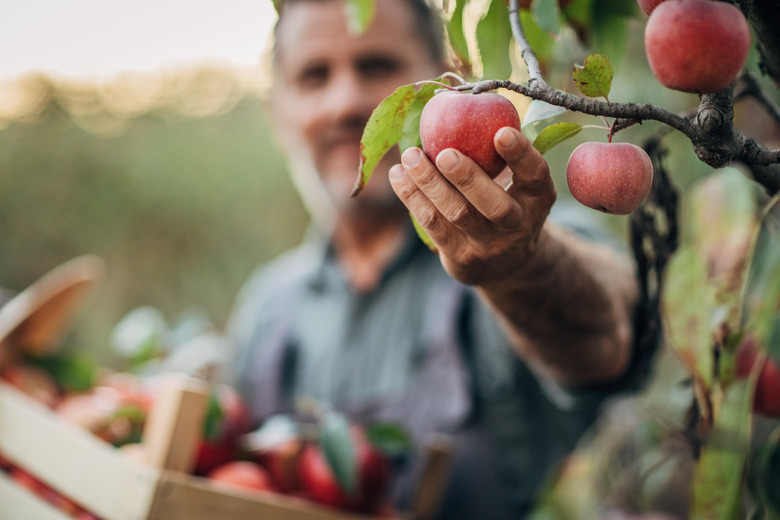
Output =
[
  {"x1": 735, "y1": 333, "x2": 780, "y2": 418},
  {"x1": 644, "y1": 0, "x2": 750, "y2": 94},
  {"x1": 297, "y1": 427, "x2": 392, "y2": 514},
  {"x1": 207, "y1": 461, "x2": 277, "y2": 493},
  {"x1": 566, "y1": 142, "x2": 653, "y2": 214},
  {"x1": 0, "y1": 363, "x2": 61, "y2": 408},
  {"x1": 637, "y1": 0, "x2": 666, "y2": 15},
  {"x1": 254, "y1": 438, "x2": 305, "y2": 494},
  {"x1": 419, "y1": 90, "x2": 522, "y2": 179},
  {"x1": 194, "y1": 384, "x2": 253, "y2": 476},
  {"x1": 55, "y1": 385, "x2": 146, "y2": 446}
]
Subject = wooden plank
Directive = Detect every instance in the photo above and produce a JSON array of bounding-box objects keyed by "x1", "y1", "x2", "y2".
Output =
[
  {"x1": 0, "y1": 471, "x2": 78, "y2": 520},
  {"x1": 0, "y1": 254, "x2": 104, "y2": 364},
  {"x1": 0, "y1": 381, "x2": 160, "y2": 520},
  {"x1": 141, "y1": 373, "x2": 209, "y2": 473},
  {"x1": 409, "y1": 434, "x2": 454, "y2": 520},
  {"x1": 147, "y1": 471, "x2": 388, "y2": 520}
]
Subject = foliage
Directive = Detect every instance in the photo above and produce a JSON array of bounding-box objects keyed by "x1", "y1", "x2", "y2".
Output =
[
  {"x1": 0, "y1": 70, "x2": 309, "y2": 366},
  {"x1": 355, "y1": 0, "x2": 780, "y2": 518}
]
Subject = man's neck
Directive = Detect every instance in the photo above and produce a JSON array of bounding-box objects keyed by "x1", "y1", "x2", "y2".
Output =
[{"x1": 332, "y1": 214, "x2": 409, "y2": 293}]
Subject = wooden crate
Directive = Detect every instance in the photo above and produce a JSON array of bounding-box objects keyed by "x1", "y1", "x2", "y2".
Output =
[
  {"x1": 0, "y1": 257, "x2": 452, "y2": 519},
  {"x1": 0, "y1": 375, "x2": 452, "y2": 520}
]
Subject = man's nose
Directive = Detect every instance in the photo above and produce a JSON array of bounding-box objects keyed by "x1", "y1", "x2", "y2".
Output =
[{"x1": 322, "y1": 71, "x2": 376, "y2": 122}]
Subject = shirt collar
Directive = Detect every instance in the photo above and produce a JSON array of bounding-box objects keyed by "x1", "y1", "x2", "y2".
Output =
[{"x1": 304, "y1": 220, "x2": 433, "y2": 294}]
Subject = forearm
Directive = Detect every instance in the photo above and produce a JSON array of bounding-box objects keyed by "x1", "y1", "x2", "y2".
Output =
[{"x1": 477, "y1": 222, "x2": 638, "y2": 386}]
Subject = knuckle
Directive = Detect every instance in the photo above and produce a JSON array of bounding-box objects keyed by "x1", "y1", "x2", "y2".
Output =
[
  {"x1": 445, "y1": 203, "x2": 471, "y2": 226},
  {"x1": 415, "y1": 205, "x2": 442, "y2": 231}
]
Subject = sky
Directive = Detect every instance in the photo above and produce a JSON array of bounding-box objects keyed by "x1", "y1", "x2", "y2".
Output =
[{"x1": 0, "y1": 0, "x2": 278, "y2": 82}]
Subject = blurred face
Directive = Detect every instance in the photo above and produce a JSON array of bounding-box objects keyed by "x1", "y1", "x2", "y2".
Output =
[{"x1": 272, "y1": 0, "x2": 443, "y2": 221}]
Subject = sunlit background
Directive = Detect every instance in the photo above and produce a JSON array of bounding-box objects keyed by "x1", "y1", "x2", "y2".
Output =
[{"x1": 0, "y1": 1, "x2": 312, "y2": 367}]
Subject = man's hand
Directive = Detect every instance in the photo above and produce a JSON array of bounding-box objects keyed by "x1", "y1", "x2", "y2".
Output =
[
  {"x1": 388, "y1": 127, "x2": 556, "y2": 287},
  {"x1": 389, "y1": 126, "x2": 637, "y2": 386}
]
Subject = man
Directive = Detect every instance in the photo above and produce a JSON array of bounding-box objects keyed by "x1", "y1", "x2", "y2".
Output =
[{"x1": 228, "y1": 0, "x2": 647, "y2": 517}]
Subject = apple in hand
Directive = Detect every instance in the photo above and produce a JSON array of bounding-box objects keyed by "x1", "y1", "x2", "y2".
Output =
[
  {"x1": 420, "y1": 90, "x2": 522, "y2": 179},
  {"x1": 644, "y1": 0, "x2": 750, "y2": 94},
  {"x1": 566, "y1": 142, "x2": 653, "y2": 215},
  {"x1": 735, "y1": 333, "x2": 780, "y2": 418}
]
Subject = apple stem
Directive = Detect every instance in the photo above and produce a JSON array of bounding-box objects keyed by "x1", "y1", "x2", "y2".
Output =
[
  {"x1": 440, "y1": 72, "x2": 467, "y2": 86},
  {"x1": 607, "y1": 120, "x2": 618, "y2": 143},
  {"x1": 414, "y1": 80, "x2": 458, "y2": 92}
]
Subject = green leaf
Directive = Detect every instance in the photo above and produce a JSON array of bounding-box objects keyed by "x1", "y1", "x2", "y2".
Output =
[
  {"x1": 532, "y1": 122, "x2": 582, "y2": 155},
  {"x1": 343, "y1": 0, "x2": 375, "y2": 34},
  {"x1": 687, "y1": 170, "x2": 759, "y2": 335},
  {"x1": 523, "y1": 99, "x2": 567, "y2": 127},
  {"x1": 476, "y1": 0, "x2": 513, "y2": 80},
  {"x1": 692, "y1": 379, "x2": 753, "y2": 520},
  {"x1": 354, "y1": 84, "x2": 417, "y2": 195},
  {"x1": 589, "y1": 0, "x2": 635, "y2": 65},
  {"x1": 202, "y1": 391, "x2": 224, "y2": 441},
  {"x1": 354, "y1": 79, "x2": 449, "y2": 196},
  {"x1": 364, "y1": 422, "x2": 414, "y2": 458},
  {"x1": 662, "y1": 246, "x2": 717, "y2": 387},
  {"x1": 447, "y1": 0, "x2": 471, "y2": 68},
  {"x1": 572, "y1": 54, "x2": 613, "y2": 100},
  {"x1": 520, "y1": 10, "x2": 556, "y2": 64},
  {"x1": 411, "y1": 214, "x2": 437, "y2": 252},
  {"x1": 399, "y1": 81, "x2": 441, "y2": 152},
  {"x1": 532, "y1": 0, "x2": 562, "y2": 34},
  {"x1": 746, "y1": 433, "x2": 780, "y2": 514},
  {"x1": 26, "y1": 351, "x2": 98, "y2": 393},
  {"x1": 742, "y1": 195, "x2": 780, "y2": 359},
  {"x1": 320, "y1": 411, "x2": 358, "y2": 496}
]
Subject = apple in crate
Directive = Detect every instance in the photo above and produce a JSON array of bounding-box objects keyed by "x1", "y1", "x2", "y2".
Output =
[
  {"x1": 194, "y1": 384, "x2": 253, "y2": 476},
  {"x1": 207, "y1": 460, "x2": 277, "y2": 494}
]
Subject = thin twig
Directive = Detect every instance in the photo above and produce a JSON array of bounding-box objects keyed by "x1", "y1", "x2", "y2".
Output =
[
  {"x1": 508, "y1": 0, "x2": 543, "y2": 82},
  {"x1": 733, "y1": 71, "x2": 780, "y2": 128}
]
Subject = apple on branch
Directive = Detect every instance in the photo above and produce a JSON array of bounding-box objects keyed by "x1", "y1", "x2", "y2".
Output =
[
  {"x1": 637, "y1": 0, "x2": 666, "y2": 15},
  {"x1": 644, "y1": 0, "x2": 750, "y2": 94},
  {"x1": 566, "y1": 142, "x2": 654, "y2": 215}
]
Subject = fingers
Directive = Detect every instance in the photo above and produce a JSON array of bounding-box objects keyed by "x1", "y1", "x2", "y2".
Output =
[
  {"x1": 388, "y1": 150, "x2": 465, "y2": 248},
  {"x1": 495, "y1": 127, "x2": 556, "y2": 204},
  {"x1": 391, "y1": 147, "x2": 523, "y2": 232}
]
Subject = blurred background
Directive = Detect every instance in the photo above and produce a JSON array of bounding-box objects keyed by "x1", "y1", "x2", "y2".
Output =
[
  {"x1": 0, "y1": 1, "x2": 309, "y2": 366},
  {"x1": 0, "y1": 0, "x2": 776, "y2": 369}
]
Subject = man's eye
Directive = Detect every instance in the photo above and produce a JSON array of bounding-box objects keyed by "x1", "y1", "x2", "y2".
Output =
[
  {"x1": 297, "y1": 65, "x2": 329, "y2": 89},
  {"x1": 358, "y1": 57, "x2": 400, "y2": 79}
]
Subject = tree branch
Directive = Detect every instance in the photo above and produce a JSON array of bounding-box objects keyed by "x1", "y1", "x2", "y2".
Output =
[{"x1": 457, "y1": 1, "x2": 780, "y2": 190}]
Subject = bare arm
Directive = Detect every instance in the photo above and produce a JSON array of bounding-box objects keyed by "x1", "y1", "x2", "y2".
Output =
[{"x1": 388, "y1": 127, "x2": 638, "y2": 386}]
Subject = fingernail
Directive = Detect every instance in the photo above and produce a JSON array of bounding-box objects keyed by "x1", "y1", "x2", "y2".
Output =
[
  {"x1": 402, "y1": 148, "x2": 422, "y2": 168},
  {"x1": 389, "y1": 164, "x2": 405, "y2": 182},
  {"x1": 437, "y1": 149, "x2": 460, "y2": 172},
  {"x1": 496, "y1": 127, "x2": 518, "y2": 148}
]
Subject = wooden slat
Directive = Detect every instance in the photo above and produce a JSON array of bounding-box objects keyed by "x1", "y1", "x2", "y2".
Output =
[
  {"x1": 0, "y1": 381, "x2": 159, "y2": 520},
  {"x1": 409, "y1": 434, "x2": 454, "y2": 520},
  {"x1": 141, "y1": 373, "x2": 209, "y2": 473},
  {"x1": 0, "y1": 254, "x2": 104, "y2": 363},
  {"x1": 0, "y1": 470, "x2": 84, "y2": 520},
  {"x1": 148, "y1": 471, "x2": 387, "y2": 520}
]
